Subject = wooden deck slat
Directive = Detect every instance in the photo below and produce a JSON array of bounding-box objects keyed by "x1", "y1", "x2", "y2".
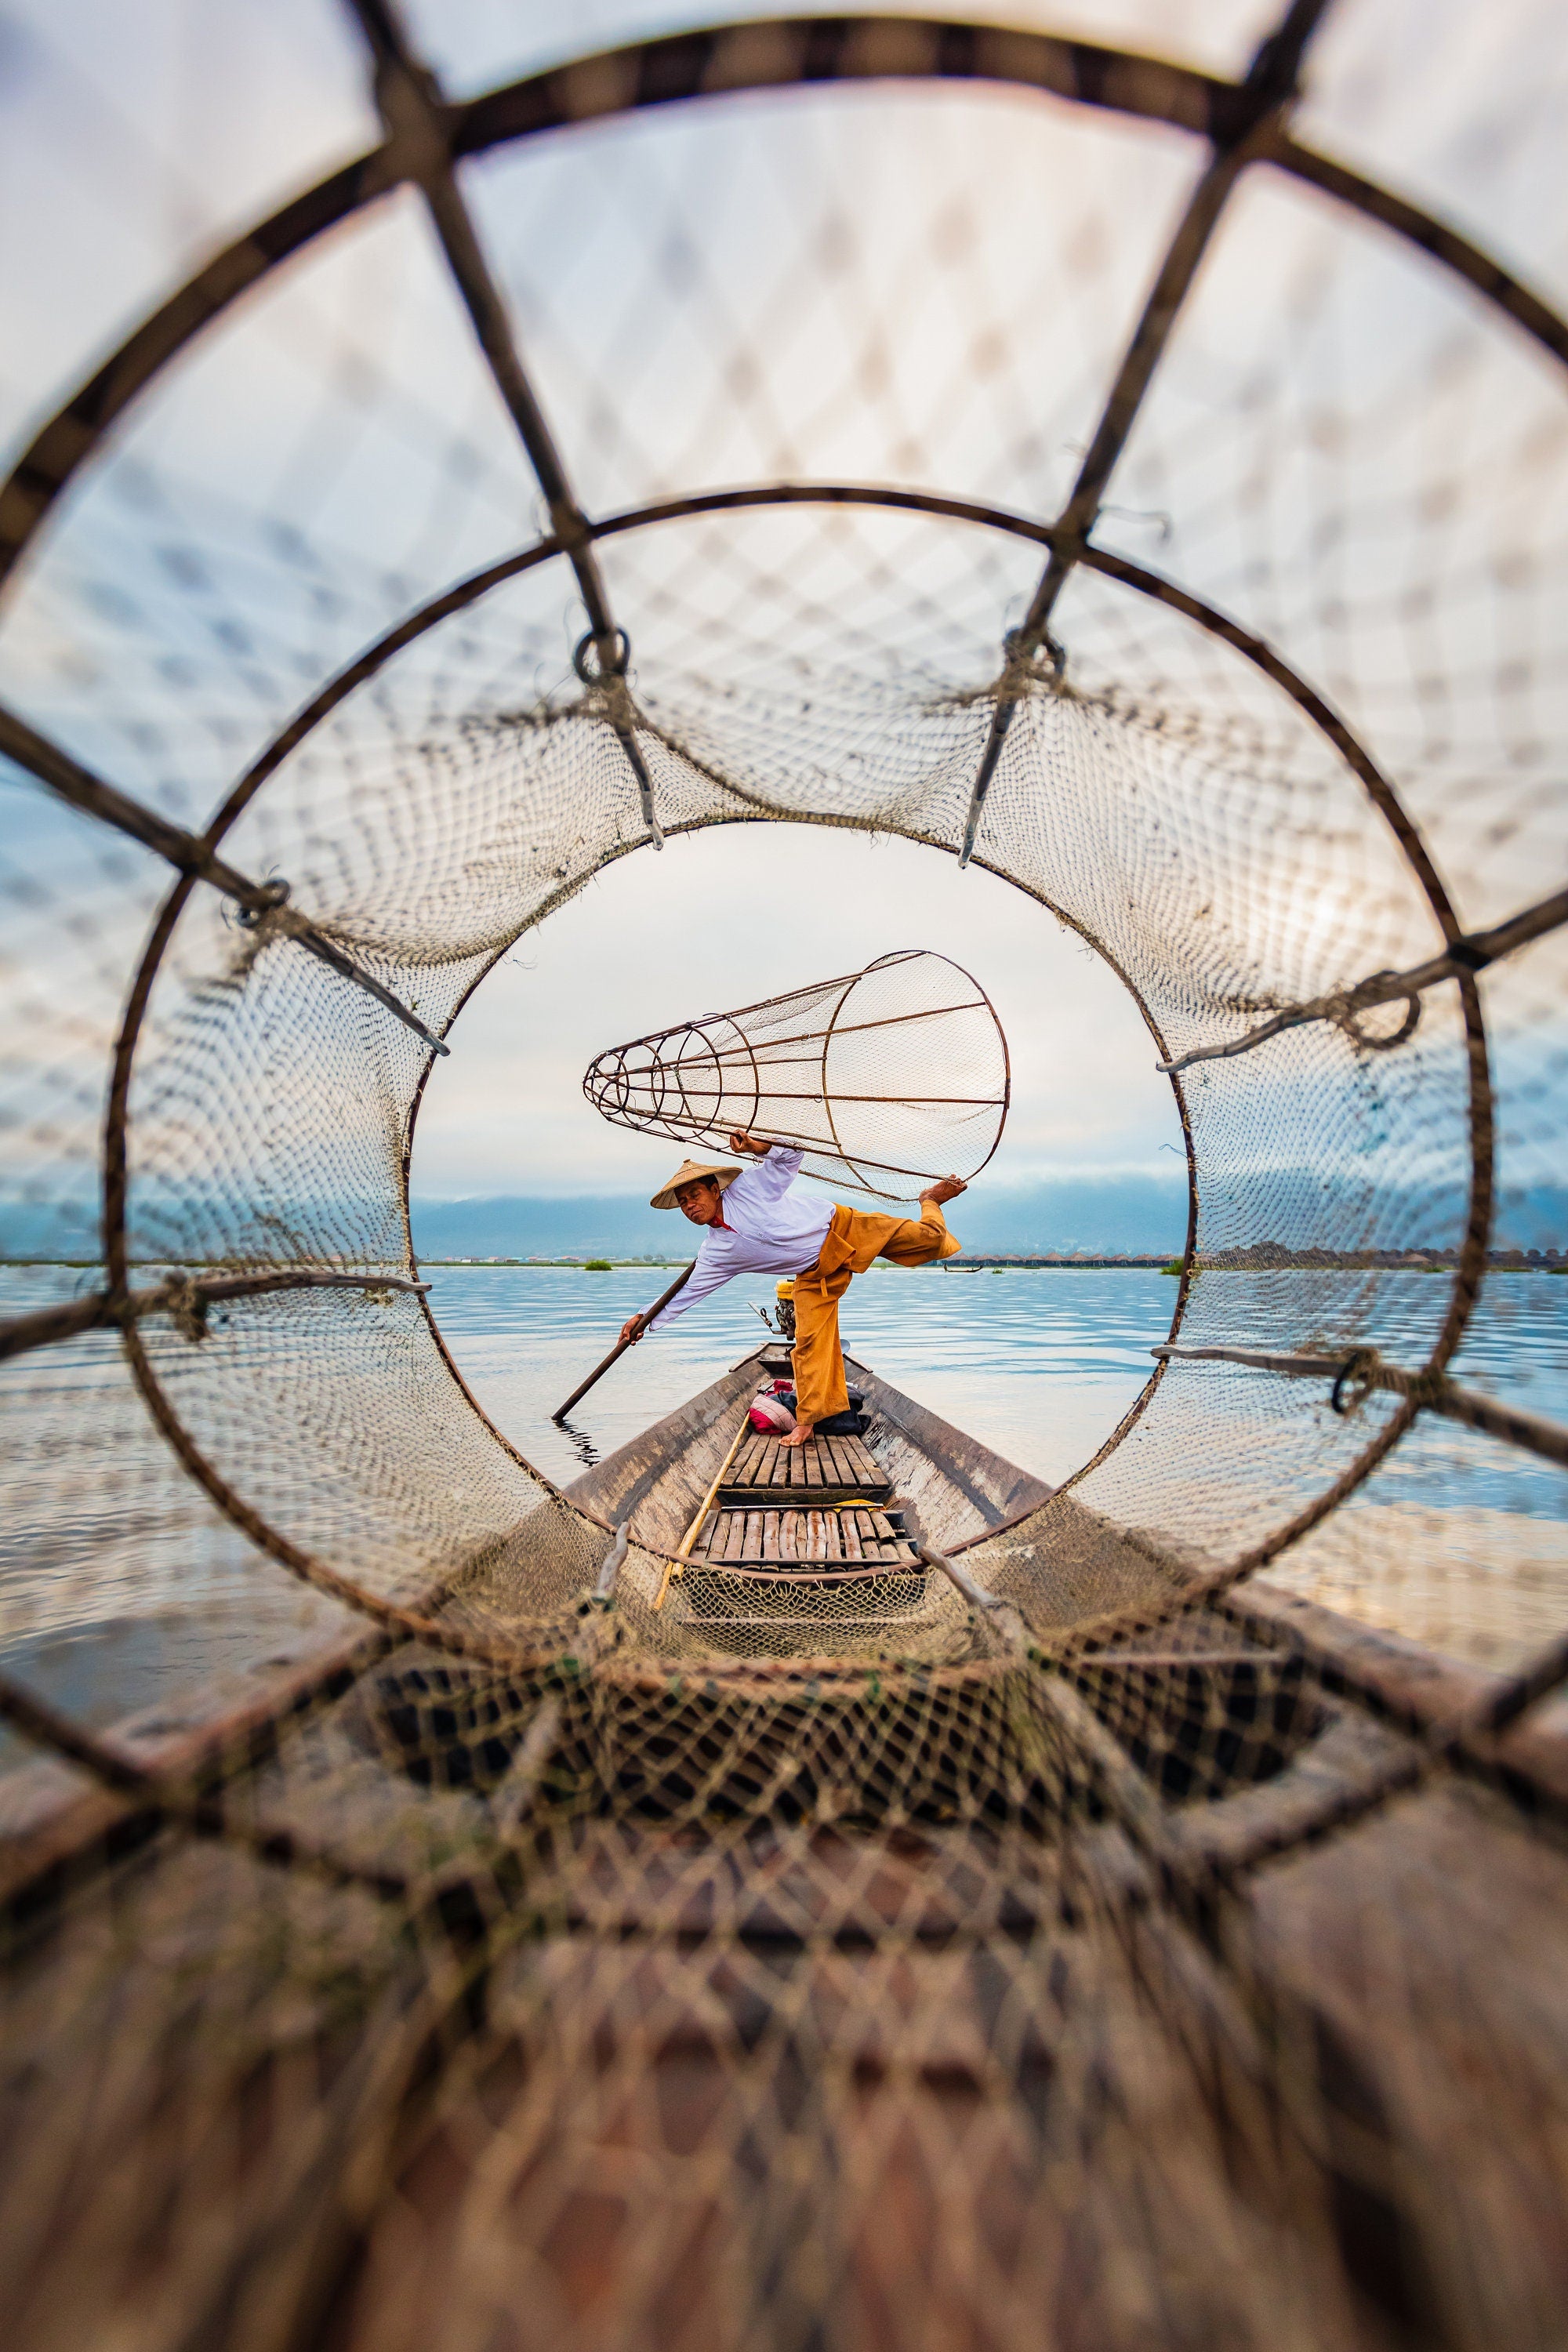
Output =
[
  {"x1": 691, "y1": 1492, "x2": 925, "y2": 1569},
  {"x1": 691, "y1": 1555, "x2": 924, "y2": 1573},
  {"x1": 716, "y1": 1429, "x2": 891, "y2": 1509},
  {"x1": 718, "y1": 1487, "x2": 890, "y2": 1507}
]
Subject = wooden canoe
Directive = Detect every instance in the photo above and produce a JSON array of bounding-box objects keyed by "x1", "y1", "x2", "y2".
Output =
[{"x1": 5, "y1": 1342, "x2": 1566, "y2": 1907}]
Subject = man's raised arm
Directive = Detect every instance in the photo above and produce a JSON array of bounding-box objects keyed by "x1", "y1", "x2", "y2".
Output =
[{"x1": 727, "y1": 1131, "x2": 804, "y2": 1205}]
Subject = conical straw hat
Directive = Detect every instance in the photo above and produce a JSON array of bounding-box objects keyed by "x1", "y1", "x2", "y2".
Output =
[{"x1": 650, "y1": 1158, "x2": 743, "y2": 1211}]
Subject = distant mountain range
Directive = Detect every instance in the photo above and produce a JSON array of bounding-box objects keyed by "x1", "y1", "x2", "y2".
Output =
[
  {"x1": 405, "y1": 1176, "x2": 1189, "y2": 1261},
  {"x1": 407, "y1": 1175, "x2": 1568, "y2": 1261},
  {"x1": 6, "y1": 1175, "x2": 1563, "y2": 1264}
]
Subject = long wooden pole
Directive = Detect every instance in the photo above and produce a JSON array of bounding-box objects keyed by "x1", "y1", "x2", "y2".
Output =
[
  {"x1": 655, "y1": 1399, "x2": 756, "y2": 1611},
  {"x1": 550, "y1": 1260, "x2": 694, "y2": 1422}
]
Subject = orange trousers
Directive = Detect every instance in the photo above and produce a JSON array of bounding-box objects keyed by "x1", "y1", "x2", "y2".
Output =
[{"x1": 791, "y1": 1199, "x2": 960, "y2": 1424}]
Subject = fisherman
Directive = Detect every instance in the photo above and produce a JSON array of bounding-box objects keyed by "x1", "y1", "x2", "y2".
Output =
[{"x1": 619, "y1": 1131, "x2": 966, "y2": 1448}]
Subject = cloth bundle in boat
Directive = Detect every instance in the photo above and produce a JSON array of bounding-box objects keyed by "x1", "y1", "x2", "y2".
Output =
[{"x1": 583, "y1": 949, "x2": 1008, "y2": 1199}]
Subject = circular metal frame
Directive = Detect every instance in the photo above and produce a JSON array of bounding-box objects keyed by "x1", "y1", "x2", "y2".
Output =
[
  {"x1": 0, "y1": 16, "x2": 1551, "y2": 1666},
  {"x1": 2, "y1": 14, "x2": 1565, "y2": 597},
  {"x1": 100, "y1": 483, "x2": 1472, "y2": 1630}
]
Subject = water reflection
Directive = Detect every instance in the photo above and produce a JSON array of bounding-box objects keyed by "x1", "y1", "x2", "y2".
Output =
[{"x1": 554, "y1": 1414, "x2": 601, "y2": 1469}]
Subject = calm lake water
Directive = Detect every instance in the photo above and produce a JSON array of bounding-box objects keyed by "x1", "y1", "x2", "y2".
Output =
[
  {"x1": 2, "y1": 1264, "x2": 1566, "y2": 1766},
  {"x1": 425, "y1": 1261, "x2": 1568, "y2": 1502},
  {"x1": 431, "y1": 1263, "x2": 1181, "y2": 1487}
]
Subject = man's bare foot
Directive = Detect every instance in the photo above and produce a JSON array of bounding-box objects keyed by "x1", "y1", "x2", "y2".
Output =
[
  {"x1": 920, "y1": 1174, "x2": 967, "y2": 1207},
  {"x1": 779, "y1": 1421, "x2": 815, "y2": 1448}
]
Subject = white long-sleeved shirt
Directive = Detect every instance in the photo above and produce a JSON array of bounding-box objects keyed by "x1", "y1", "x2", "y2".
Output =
[{"x1": 648, "y1": 1147, "x2": 833, "y2": 1330}]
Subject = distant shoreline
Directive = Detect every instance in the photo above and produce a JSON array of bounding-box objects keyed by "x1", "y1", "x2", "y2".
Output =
[{"x1": 5, "y1": 1252, "x2": 1563, "y2": 1274}]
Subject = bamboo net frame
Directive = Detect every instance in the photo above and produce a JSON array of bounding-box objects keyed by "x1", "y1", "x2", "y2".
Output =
[
  {"x1": 583, "y1": 949, "x2": 1011, "y2": 1197},
  {"x1": 0, "y1": 3, "x2": 1566, "y2": 2345}
]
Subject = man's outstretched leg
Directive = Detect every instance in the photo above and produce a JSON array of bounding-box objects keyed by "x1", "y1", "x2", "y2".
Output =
[{"x1": 880, "y1": 1174, "x2": 967, "y2": 1267}]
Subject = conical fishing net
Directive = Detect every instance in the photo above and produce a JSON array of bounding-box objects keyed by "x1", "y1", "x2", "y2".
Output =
[
  {"x1": 2, "y1": 2, "x2": 1568, "y2": 2346},
  {"x1": 584, "y1": 949, "x2": 1010, "y2": 1196}
]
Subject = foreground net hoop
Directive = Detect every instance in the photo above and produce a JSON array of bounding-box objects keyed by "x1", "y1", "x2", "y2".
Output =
[
  {"x1": 583, "y1": 949, "x2": 1011, "y2": 1199},
  {"x1": 4, "y1": 9, "x2": 1568, "y2": 2342}
]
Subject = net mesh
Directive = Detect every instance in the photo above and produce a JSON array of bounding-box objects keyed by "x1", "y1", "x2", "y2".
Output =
[{"x1": 2, "y1": 4, "x2": 1568, "y2": 2345}]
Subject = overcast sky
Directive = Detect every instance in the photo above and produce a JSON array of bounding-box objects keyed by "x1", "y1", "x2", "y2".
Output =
[
  {"x1": 2, "y1": 1, "x2": 1559, "y2": 1247},
  {"x1": 411, "y1": 819, "x2": 1183, "y2": 1201}
]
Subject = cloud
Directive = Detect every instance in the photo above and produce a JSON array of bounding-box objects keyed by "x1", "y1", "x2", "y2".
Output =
[{"x1": 409, "y1": 820, "x2": 1186, "y2": 1200}]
